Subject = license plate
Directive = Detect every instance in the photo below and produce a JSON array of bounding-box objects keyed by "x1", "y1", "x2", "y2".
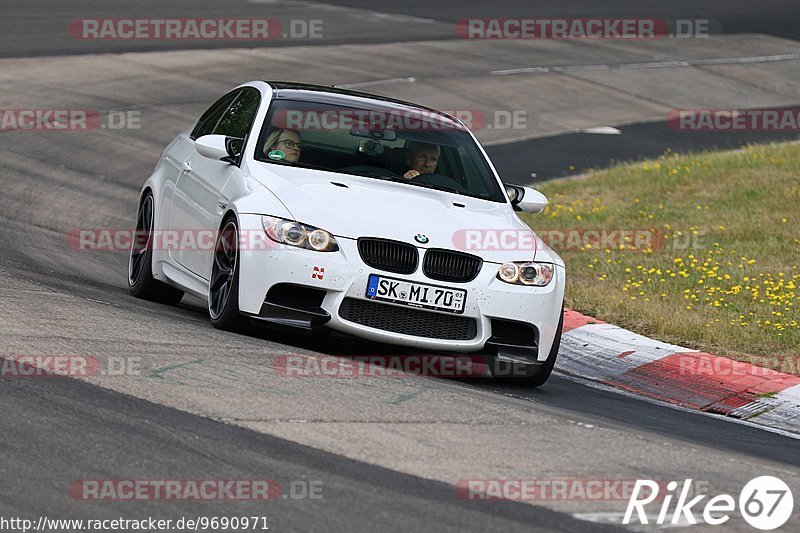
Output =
[{"x1": 365, "y1": 274, "x2": 466, "y2": 314}]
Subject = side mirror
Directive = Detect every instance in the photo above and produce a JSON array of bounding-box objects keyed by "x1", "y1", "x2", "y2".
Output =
[
  {"x1": 506, "y1": 184, "x2": 548, "y2": 213},
  {"x1": 195, "y1": 134, "x2": 242, "y2": 163}
]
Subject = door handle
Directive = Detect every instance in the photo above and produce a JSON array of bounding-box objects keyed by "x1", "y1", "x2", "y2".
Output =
[{"x1": 181, "y1": 161, "x2": 192, "y2": 173}]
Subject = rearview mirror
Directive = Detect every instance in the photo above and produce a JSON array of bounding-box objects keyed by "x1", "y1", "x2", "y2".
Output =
[
  {"x1": 506, "y1": 184, "x2": 548, "y2": 213},
  {"x1": 350, "y1": 124, "x2": 397, "y2": 141},
  {"x1": 195, "y1": 134, "x2": 241, "y2": 163}
]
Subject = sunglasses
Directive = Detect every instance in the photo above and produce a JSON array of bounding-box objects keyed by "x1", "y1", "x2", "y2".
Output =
[{"x1": 275, "y1": 139, "x2": 303, "y2": 149}]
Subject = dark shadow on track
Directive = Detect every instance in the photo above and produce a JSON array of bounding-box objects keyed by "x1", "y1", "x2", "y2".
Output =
[
  {"x1": 0, "y1": 356, "x2": 620, "y2": 533},
  {"x1": 487, "y1": 115, "x2": 800, "y2": 182}
]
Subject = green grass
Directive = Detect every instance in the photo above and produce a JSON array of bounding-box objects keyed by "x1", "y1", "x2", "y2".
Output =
[{"x1": 521, "y1": 143, "x2": 800, "y2": 369}]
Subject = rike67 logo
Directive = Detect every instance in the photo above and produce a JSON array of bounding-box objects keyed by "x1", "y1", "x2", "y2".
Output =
[{"x1": 624, "y1": 476, "x2": 793, "y2": 529}]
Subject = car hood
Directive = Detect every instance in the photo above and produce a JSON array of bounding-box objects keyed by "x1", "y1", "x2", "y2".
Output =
[{"x1": 248, "y1": 164, "x2": 550, "y2": 264}]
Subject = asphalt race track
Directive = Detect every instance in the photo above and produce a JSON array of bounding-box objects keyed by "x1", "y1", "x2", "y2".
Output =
[
  {"x1": 3, "y1": 0, "x2": 800, "y2": 57},
  {"x1": 487, "y1": 118, "x2": 800, "y2": 181},
  {"x1": 2, "y1": 1, "x2": 800, "y2": 531},
  {"x1": 1, "y1": 369, "x2": 619, "y2": 533}
]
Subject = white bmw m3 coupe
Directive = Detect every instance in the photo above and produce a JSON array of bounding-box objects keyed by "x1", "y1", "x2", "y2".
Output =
[{"x1": 129, "y1": 81, "x2": 565, "y2": 386}]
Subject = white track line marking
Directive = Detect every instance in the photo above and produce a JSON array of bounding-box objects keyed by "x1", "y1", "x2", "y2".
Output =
[
  {"x1": 580, "y1": 126, "x2": 622, "y2": 134},
  {"x1": 491, "y1": 53, "x2": 800, "y2": 76},
  {"x1": 338, "y1": 76, "x2": 417, "y2": 88}
]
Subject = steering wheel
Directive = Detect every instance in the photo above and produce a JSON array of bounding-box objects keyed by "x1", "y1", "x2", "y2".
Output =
[{"x1": 413, "y1": 172, "x2": 470, "y2": 193}]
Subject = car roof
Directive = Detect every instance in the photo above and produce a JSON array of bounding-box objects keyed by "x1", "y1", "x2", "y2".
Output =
[{"x1": 263, "y1": 81, "x2": 453, "y2": 120}]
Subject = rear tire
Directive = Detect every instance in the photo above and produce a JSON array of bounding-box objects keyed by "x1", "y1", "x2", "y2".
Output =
[
  {"x1": 128, "y1": 192, "x2": 185, "y2": 305},
  {"x1": 491, "y1": 305, "x2": 563, "y2": 387}
]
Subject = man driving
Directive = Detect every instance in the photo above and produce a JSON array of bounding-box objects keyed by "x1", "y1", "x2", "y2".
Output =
[{"x1": 402, "y1": 141, "x2": 440, "y2": 180}]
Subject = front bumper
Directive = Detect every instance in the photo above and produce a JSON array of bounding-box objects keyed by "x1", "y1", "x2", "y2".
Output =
[{"x1": 237, "y1": 214, "x2": 565, "y2": 363}]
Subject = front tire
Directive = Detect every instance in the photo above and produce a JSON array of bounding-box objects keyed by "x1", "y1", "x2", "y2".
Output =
[
  {"x1": 491, "y1": 305, "x2": 563, "y2": 387},
  {"x1": 208, "y1": 216, "x2": 247, "y2": 332},
  {"x1": 128, "y1": 192, "x2": 184, "y2": 305}
]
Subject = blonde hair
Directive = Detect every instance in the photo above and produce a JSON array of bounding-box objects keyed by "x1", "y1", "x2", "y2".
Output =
[{"x1": 263, "y1": 128, "x2": 301, "y2": 156}]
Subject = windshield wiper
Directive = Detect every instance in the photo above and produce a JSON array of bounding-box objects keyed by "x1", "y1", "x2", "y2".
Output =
[{"x1": 364, "y1": 172, "x2": 404, "y2": 180}]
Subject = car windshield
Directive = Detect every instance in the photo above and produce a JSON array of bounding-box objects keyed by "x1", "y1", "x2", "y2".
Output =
[{"x1": 254, "y1": 98, "x2": 506, "y2": 202}]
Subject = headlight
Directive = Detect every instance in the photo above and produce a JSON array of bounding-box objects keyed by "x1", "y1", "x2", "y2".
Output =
[
  {"x1": 496, "y1": 261, "x2": 553, "y2": 286},
  {"x1": 498, "y1": 262, "x2": 519, "y2": 283},
  {"x1": 307, "y1": 229, "x2": 332, "y2": 251},
  {"x1": 261, "y1": 216, "x2": 339, "y2": 252}
]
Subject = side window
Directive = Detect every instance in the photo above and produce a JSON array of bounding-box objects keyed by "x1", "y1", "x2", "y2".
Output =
[
  {"x1": 190, "y1": 90, "x2": 241, "y2": 140},
  {"x1": 213, "y1": 88, "x2": 261, "y2": 139}
]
